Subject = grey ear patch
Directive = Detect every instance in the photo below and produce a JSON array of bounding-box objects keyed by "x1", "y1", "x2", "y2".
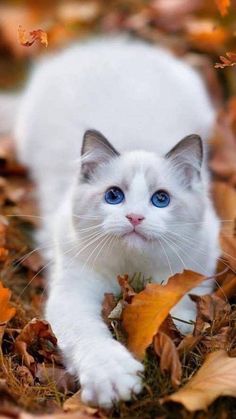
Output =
[
  {"x1": 81, "y1": 129, "x2": 120, "y2": 181},
  {"x1": 165, "y1": 134, "x2": 203, "y2": 187}
]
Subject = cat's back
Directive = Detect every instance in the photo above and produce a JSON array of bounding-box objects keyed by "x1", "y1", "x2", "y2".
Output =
[{"x1": 16, "y1": 35, "x2": 215, "y2": 168}]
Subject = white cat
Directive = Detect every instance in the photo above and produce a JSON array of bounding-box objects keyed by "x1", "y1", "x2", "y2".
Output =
[{"x1": 13, "y1": 36, "x2": 220, "y2": 407}]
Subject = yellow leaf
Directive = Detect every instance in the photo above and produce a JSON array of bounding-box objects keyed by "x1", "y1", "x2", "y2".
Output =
[
  {"x1": 0, "y1": 281, "x2": 16, "y2": 324},
  {"x1": 122, "y1": 270, "x2": 205, "y2": 359},
  {"x1": 163, "y1": 350, "x2": 236, "y2": 411},
  {"x1": 215, "y1": 0, "x2": 231, "y2": 16}
]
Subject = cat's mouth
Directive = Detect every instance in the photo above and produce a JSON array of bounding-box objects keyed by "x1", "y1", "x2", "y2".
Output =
[{"x1": 122, "y1": 229, "x2": 149, "y2": 242}]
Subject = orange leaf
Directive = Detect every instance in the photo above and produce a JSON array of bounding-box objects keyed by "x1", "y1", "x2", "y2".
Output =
[
  {"x1": 215, "y1": 0, "x2": 231, "y2": 16},
  {"x1": 153, "y1": 332, "x2": 182, "y2": 388},
  {"x1": 0, "y1": 281, "x2": 16, "y2": 324},
  {"x1": 163, "y1": 350, "x2": 236, "y2": 411},
  {"x1": 215, "y1": 52, "x2": 236, "y2": 69},
  {"x1": 122, "y1": 270, "x2": 205, "y2": 359},
  {"x1": 18, "y1": 25, "x2": 48, "y2": 48}
]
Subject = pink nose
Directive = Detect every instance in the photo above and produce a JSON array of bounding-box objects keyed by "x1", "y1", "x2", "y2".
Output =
[{"x1": 126, "y1": 213, "x2": 145, "y2": 226}]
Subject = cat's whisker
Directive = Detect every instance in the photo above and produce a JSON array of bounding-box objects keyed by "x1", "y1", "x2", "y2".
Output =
[
  {"x1": 158, "y1": 238, "x2": 174, "y2": 277},
  {"x1": 63, "y1": 232, "x2": 108, "y2": 271},
  {"x1": 77, "y1": 234, "x2": 110, "y2": 275},
  {"x1": 164, "y1": 233, "x2": 209, "y2": 274},
  {"x1": 16, "y1": 241, "x2": 79, "y2": 299},
  {"x1": 158, "y1": 233, "x2": 187, "y2": 271},
  {"x1": 168, "y1": 230, "x2": 236, "y2": 275}
]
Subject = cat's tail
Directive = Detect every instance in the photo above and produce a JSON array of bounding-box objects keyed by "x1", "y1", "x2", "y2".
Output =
[{"x1": 0, "y1": 92, "x2": 21, "y2": 135}]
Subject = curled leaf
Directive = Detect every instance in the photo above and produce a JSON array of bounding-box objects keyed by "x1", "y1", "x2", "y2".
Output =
[
  {"x1": 215, "y1": 52, "x2": 236, "y2": 69},
  {"x1": 153, "y1": 331, "x2": 182, "y2": 388},
  {"x1": 122, "y1": 270, "x2": 205, "y2": 359},
  {"x1": 18, "y1": 25, "x2": 48, "y2": 48},
  {"x1": 163, "y1": 350, "x2": 236, "y2": 411}
]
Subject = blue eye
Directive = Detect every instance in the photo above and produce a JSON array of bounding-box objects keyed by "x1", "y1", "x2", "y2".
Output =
[
  {"x1": 105, "y1": 187, "x2": 125, "y2": 205},
  {"x1": 151, "y1": 190, "x2": 170, "y2": 208}
]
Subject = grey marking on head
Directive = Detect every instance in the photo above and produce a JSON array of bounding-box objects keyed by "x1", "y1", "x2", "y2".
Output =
[{"x1": 81, "y1": 129, "x2": 120, "y2": 181}]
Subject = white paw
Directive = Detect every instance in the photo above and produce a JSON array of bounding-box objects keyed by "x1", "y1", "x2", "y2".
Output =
[{"x1": 79, "y1": 342, "x2": 144, "y2": 408}]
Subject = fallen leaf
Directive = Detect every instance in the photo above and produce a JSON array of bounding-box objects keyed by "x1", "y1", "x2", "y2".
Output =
[
  {"x1": 0, "y1": 282, "x2": 16, "y2": 324},
  {"x1": 215, "y1": 52, "x2": 236, "y2": 69},
  {"x1": 215, "y1": 272, "x2": 236, "y2": 298},
  {"x1": 36, "y1": 363, "x2": 76, "y2": 393},
  {"x1": 163, "y1": 350, "x2": 236, "y2": 411},
  {"x1": 64, "y1": 390, "x2": 100, "y2": 415},
  {"x1": 153, "y1": 331, "x2": 182, "y2": 388},
  {"x1": 209, "y1": 101, "x2": 236, "y2": 185},
  {"x1": 18, "y1": 25, "x2": 48, "y2": 48},
  {"x1": 21, "y1": 251, "x2": 44, "y2": 272},
  {"x1": 122, "y1": 270, "x2": 205, "y2": 359},
  {"x1": 211, "y1": 182, "x2": 236, "y2": 236},
  {"x1": 177, "y1": 334, "x2": 202, "y2": 358},
  {"x1": 118, "y1": 274, "x2": 136, "y2": 303},
  {"x1": 15, "y1": 318, "x2": 59, "y2": 372},
  {"x1": 190, "y1": 294, "x2": 231, "y2": 335},
  {"x1": 220, "y1": 233, "x2": 236, "y2": 271},
  {"x1": 215, "y1": 0, "x2": 231, "y2": 17},
  {"x1": 159, "y1": 314, "x2": 182, "y2": 345},
  {"x1": 101, "y1": 293, "x2": 117, "y2": 324}
]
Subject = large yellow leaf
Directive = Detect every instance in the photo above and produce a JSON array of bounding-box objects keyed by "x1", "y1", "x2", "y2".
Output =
[
  {"x1": 163, "y1": 350, "x2": 236, "y2": 411},
  {"x1": 122, "y1": 271, "x2": 205, "y2": 359}
]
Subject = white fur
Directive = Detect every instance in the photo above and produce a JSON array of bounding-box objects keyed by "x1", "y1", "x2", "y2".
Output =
[{"x1": 14, "y1": 35, "x2": 220, "y2": 407}]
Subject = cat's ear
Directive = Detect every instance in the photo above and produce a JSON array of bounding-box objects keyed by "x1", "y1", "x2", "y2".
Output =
[
  {"x1": 165, "y1": 134, "x2": 203, "y2": 187},
  {"x1": 81, "y1": 129, "x2": 120, "y2": 180}
]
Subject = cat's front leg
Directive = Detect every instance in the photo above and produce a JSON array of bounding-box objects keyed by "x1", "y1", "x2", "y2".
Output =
[{"x1": 45, "y1": 263, "x2": 143, "y2": 408}]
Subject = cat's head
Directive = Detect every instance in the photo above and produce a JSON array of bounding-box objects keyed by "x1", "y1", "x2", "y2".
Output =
[{"x1": 73, "y1": 129, "x2": 206, "y2": 254}]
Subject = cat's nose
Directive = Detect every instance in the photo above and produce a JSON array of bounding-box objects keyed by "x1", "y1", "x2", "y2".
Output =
[{"x1": 126, "y1": 213, "x2": 145, "y2": 226}]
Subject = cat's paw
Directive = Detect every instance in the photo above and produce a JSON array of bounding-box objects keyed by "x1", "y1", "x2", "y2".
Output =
[{"x1": 79, "y1": 343, "x2": 144, "y2": 408}]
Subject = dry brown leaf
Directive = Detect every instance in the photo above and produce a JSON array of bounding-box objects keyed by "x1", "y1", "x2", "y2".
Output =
[
  {"x1": 101, "y1": 293, "x2": 117, "y2": 324},
  {"x1": 63, "y1": 390, "x2": 106, "y2": 417},
  {"x1": 163, "y1": 350, "x2": 236, "y2": 411},
  {"x1": 18, "y1": 25, "x2": 48, "y2": 48},
  {"x1": 153, "y1": 331, "x2": 182, "y2": 388},
  {"x1": 21, "y1": 251, "x2": 44, "y2": 272},
  {"x1": 118, "y1": 274, "x2": 136, "y2": 303},
  {"x1": 220, "y1": 233, "x2": 236, "y2": 271},
  {"x1": 177, "y1": 334, "x2": 202, "y2": 358},
  {"x1": 122, "y1": 270, "x2": 205, "y2": 359},
  {"x1": 215, "y1": 0, "x2": 231, "y2": 17},
  {"x1": 190, "y1": 294, "x2": 231, "y2": 336},
  {"x1": 209, "y1": 101, "x2": 236, "y2": 184},
  {"x1": 215, "y1": 272, "x2": 236, "y2": 298},
  {"x1": 211, "y1": 182, "x2": 236, "y2": 235},
  {"x1": 215, "y1": 52, "x2": 236, "y2": 69},
  {"x1": 36, "y1": 363, "x2": 76, "y2": 393},
  {"x1": 15, "y1": 318, "x2": 59, "y2": 371}
]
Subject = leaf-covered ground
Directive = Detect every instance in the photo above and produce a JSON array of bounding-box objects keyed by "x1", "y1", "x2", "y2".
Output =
[{"x1": 1, "y1": 1, "x2": 236, "y2": 418}]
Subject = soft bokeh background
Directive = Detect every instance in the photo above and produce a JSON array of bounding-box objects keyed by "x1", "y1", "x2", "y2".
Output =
[{"x1": 0, "y1": 0, "x2": 236, "y2": 96}]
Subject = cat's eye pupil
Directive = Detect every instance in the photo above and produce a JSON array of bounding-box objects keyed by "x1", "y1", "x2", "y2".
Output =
[
  {"x1": 151, "y1": 190, "x2": 170, "y2": 208},
  {"x1": 105, "y1": 187, "x2": 124, "y2": 205}
]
